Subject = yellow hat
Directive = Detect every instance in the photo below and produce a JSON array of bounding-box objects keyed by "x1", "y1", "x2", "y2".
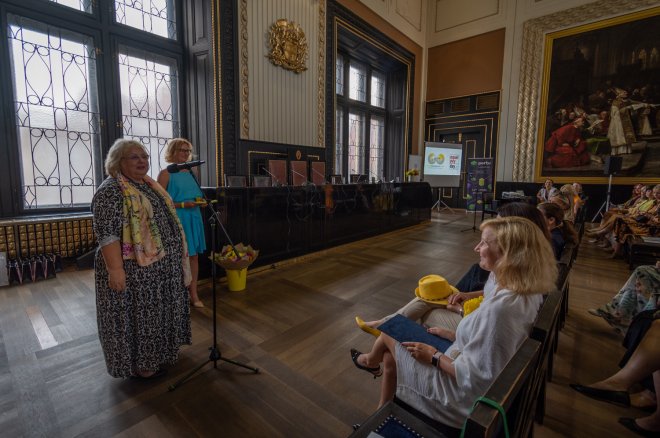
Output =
[{"x1": 414, "y1": 274, "x2": 458, "y2": 305}]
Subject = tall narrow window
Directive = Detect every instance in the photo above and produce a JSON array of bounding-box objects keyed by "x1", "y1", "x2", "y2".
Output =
[
  {"x1": 115, "y1": 0, "x2": 176, "y2": 39},
  {"x1": 8, "y1": 15, "x2": 100, "y2": 209},
  {"x1": 335, "y1": 107, "x2": 344, "y2": 174},
  {"x1": 348, "y1": 112, "x2": 365, "y2": 174},
  {"x1": 349, "y1": 61, "x2": 366, "y2": 102},
  {"x1": 118, "y1": 47, "x2": 180, "y2": 179},
  {"x1": 336, "y1": 54, "x2": 344, "y2": 95},
  {"x1": 371, "y1": 71, "x2": 385, "y2": 108},
  {"x1": 370, "y1": 116, "x2": 384, "y2": 181}
]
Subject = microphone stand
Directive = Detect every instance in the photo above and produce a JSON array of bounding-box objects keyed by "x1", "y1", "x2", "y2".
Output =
[{"x1": 169, "y1": 173, "x2": 259, "y2": 391}]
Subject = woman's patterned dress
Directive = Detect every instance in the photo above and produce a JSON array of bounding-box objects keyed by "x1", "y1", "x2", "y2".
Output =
[{"x1": 92, "y1": 177, "x2": 191, "y2": 377}]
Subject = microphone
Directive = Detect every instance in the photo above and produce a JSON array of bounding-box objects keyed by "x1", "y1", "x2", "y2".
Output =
[
  {"x1": 290, "y1": 168, "x2": 310, "y2": 185},
  {"x1": 262, "y1": 168, "x2": 282, "y2": 186},
  {"x1": 167, "y1": 160, "x2": 205, "y2": 173},
  {"x1": 311, "y1": 166, "x2": 326, "y2": 184}
]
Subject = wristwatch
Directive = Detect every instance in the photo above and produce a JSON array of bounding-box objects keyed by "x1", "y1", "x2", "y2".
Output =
[{"x1": 431, "y1": 350, "x2": 443, "y2": 367}]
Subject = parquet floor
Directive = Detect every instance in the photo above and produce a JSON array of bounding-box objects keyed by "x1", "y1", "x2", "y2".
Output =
[{"x1": 0, "y1": 212, "x2": 643, "y2": 437}]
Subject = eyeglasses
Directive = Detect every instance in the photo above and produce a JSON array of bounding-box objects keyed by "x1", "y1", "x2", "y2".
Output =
[
  {"x1": 178, "y1": 148, "x2": 193, "y2": 153},
  {"x1": 123, "y1": 154, "x2": 150, "y2": 161}
]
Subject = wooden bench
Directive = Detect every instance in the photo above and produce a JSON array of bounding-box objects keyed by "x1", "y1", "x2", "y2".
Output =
[
  {"x1": 461, "y1": 338, "x2": 542, "y2": 437},
  {"x1": 626, "y1": 236, "x2": 660, "y2": 269},
  {"x1": 529, "y1": 288, "x2": 564, "y2": 425}
]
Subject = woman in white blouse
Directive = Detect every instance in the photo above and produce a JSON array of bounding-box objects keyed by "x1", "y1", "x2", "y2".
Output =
[{"x1": 351, "y1": 216, "x2": 557, "y2": 429}]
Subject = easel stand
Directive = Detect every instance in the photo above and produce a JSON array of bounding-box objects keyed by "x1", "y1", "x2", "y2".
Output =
[
  {"x1": 169, "y1": 184, "x2": 259, "y2": 391},
  {"x1": 460, "y1": 191, "x2": 479, "y2": 233},
  {"x1": 432, "y1": 188, "x2": 455, "y2": 214},
  {"x1": 592, "y1": 173, "x2": 614, "y2": 223}
]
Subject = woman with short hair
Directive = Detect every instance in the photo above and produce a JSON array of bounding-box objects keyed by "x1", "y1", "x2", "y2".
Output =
[{"x1": 93, "y1": 139, "x2": 192, "y2": 379}]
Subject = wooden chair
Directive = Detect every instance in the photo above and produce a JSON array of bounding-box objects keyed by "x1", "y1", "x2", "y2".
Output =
[
  {"x1": 330, "y1": 174, "x2": 343, "y2": 184},
  {"x1": 224, "y1": 175, "x2": 247, "y2": 187},
  {"x1": 348, "y1": 400, "x2": 451, "y2": 438},
  {"x1": 481, "y1": 192, "x2": 498, "y2": 222},
  {"x1": 462, "y1": 337, "x2": 542, "y2": 438},
  {"x1": 251, "y1": 175, "x2": 272, "y2": 188}
]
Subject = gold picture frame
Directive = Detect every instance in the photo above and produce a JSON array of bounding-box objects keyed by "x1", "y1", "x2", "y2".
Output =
[{"x1": 535, "y1": 7, "x2": 660, "y2": 184}]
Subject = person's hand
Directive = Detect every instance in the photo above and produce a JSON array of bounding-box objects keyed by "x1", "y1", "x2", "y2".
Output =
[
  {"x1": 427, "y1": 327, "x2": 455, "y2": 341},
  {"x1": 401, "y1": 342, "x2": 436, "y2": 364},
  {"x1": 108, "y1": 268, "x2": 126, "y2": 292},
  {"x1": 447, "y1": 293, "x2": 467, "y2": 306},
  {"x1": 446, "y1": 302, "x2": 463, "y2": 315}
]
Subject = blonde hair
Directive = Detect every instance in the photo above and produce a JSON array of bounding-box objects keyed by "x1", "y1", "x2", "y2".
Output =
[
  {"x1": 164, "y1": 138, "x2": 193, "y2": 163},
  {"x1": 104, "y1": 139, "x2": 148, "y2": 177},
  {"x1": 480, "y1": 216, "x2": 557, "y2": 295}
]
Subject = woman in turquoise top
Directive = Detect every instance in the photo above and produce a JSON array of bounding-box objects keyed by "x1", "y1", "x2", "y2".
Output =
[{"x1": 158, "y1": 138, "x2": 207, "y2": 307}]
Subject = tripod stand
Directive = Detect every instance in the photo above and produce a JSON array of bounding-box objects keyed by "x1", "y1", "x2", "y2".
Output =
[
  {"x1": 460, "y1": 190, "x2": 479, "y2": 233},
  {"x1": 432, "y1": 188, "x2": 455, "y2": 214},
  {"x1": 169, "y1": 182, "x2": 259, "y2": 391},
  {"x1": 592, "y1": 173, "x2": 614, "y2": 222}
]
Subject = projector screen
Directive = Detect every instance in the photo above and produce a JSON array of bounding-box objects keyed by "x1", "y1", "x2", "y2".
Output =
[{"x1": 422, "y1": 142, "x2": 463, "y2": 188}]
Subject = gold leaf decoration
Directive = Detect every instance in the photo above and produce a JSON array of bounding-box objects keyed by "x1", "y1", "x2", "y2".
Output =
[{"x1": 267, "y1": 19, "x2": 308, "y2": 74}]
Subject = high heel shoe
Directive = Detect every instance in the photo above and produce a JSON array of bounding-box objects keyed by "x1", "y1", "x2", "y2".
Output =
[
  {"x1": 350, "y1": 348, "x2": 382, "y2": 379},
  {"x1": 355, "y1": 316, "x2": 381, "y2": 337}
]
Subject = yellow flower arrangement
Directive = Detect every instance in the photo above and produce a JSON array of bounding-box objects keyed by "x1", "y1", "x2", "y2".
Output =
[{"x1": 405, "y1": 168, "x2": 420, "y2": 177}]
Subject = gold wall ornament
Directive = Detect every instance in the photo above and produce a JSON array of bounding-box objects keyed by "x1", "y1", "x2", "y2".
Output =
[{"x1": 267, "y1": 19, "x2": 308, "y2": 73}]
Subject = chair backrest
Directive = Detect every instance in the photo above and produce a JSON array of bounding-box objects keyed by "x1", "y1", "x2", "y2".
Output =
[
  {"x1": 268, "y1": 159, "x2": 287, "y2": 186},
  {"x1": 330, "y1": 174, "x2": 343, "y2": 185},
  {"x1": 251, "y1": 175, "x2": 272, "y2": 188},
  {"x1": 290, "y1": 160, "x2": 308, "y2": 186},
  {"x1": 462, "y1": 337, "x2": 541, "y2": 438},
  {"x1": 225, "y1": 175, "x2": 247, "y2": 188},
  {"x1": 310, "y1": 161, "x2": 326, "y2": 185},
  {"x1": 349, "y1": 174, "x2": 367, "y2": 183}
]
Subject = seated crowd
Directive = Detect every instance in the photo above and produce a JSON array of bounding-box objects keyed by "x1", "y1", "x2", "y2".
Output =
[{"x1": 349, "y1": 182, "x2": 660, "y2": 437}]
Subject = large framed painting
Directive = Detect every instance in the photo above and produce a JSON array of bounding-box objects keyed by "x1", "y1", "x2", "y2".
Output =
[{"x1": 536, "y1": 7, "x2": 660, "y2": 184}]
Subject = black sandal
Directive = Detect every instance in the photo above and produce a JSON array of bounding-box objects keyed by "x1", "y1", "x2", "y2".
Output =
[{"x1": 350, "y1": 348, "x2": 382, "y2": 379}]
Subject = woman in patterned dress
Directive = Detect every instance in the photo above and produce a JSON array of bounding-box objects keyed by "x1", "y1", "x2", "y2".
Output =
[
  {"x1": 157, "y1": 138, "x2": 207, "y2": 308},
  {"x1": 92, "y1": 139, "x2": 192, "y2": 379}
]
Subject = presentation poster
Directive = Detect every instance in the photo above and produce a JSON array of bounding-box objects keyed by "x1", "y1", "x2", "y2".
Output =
[
  {"x1": 466, "y1": 158, "x2": 494, "y2": 212},
  {"x1": 424, "y1": 146, "x2": 462, "y2": 176}
]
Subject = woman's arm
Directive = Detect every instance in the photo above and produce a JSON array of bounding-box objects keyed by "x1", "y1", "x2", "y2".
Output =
[
  {"x1": 157, "y1": 169, "x2": 170, "y2": 190},
  {"x1": 101, "y1": 240, "x2": 126, "y2": 291}
]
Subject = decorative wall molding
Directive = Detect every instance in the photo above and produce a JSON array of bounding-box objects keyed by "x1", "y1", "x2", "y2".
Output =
[
  {"x1": 318, "y1": 0, "x2": 326, "y2": 147},
  {"x1": 434, "y1": 0, "x2": 500, "y2": 32},
  {"x1": 513, "y1": 0, "x2": 658, "y2": 181},
  {"x1": 395, "y1": 0, "x2": 422, "y2": 31},
  {"x1": 239, "y1": 0, "x2": 250, "y2": 139}
]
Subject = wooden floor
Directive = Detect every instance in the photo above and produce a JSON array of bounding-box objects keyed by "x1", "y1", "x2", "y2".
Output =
[{"x1": 0, "y1": 212, "x2": 644, "y2": 437}]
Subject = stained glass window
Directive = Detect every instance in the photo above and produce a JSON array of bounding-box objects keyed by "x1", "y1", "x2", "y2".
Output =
[
  {"x1": 348, "y1": 112, "x2": 365, "y2": 174},
  {"x1": 115, "y1": 0, "x2": 176, "y2": 39},
  {"x1": 370, "y1": 116, "x2": 384, "y2": 181},
  {"x1": 371, "y1": 71, "x2": 385, "y2": 108},
  {"x1": 335, "y1": 108, "x2": 344, "y2": 174},
  {"x1": 8, "y1": 15, "x2": 100, "y2": 209},
  {"x1": 349, "y1": 61, "x2": 366, "y2": 102},
  {"x1": 47, "y1": 0, "x2": 93, "y2": 13},
  {"x1": 336, "y1": 54, "x2": 344, "y2": 95},
  {"x1": 118, "y1": 46, "x2": 180, "y2": 179}
]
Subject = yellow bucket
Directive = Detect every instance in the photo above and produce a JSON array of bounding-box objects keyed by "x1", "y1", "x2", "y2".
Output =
[{"x1": 226, "y1": 268, "x2": 248, "y2": 292}]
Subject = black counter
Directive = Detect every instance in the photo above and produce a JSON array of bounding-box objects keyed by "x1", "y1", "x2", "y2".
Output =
[{"x1": 200, "y1": 182, "x2": 432, "y2": 271}]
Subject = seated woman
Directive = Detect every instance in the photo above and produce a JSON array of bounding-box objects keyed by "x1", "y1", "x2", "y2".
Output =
[
  {"x1": 538, "y1": 202, "x2": 578, "y2": 259},
  {"x1": 588, "y1": 263, "x2": 660, "y2": 334},
  {"x1": 550, "y1": 184, "x2": 576, "y2": 223},
  {"x1": 587, "y1": 185, "x2": 654, "y2": 241},
  {"x1": 350, "y1": 217, "x2": 557, "y2": 430},
  {"x1": 356, "y1": 202, "x2": 551, "y2": 334},
  {"x1": 571, "y1": 318, "x2": 660, "y2": 436},
  {"x1": 609, "y1": 185, "x2": 660, "y2": 256}
]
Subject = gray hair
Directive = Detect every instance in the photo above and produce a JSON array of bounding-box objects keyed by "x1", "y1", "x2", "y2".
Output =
[{"x1": 104, "y1": 139, "x2": 148, "y2": 177}]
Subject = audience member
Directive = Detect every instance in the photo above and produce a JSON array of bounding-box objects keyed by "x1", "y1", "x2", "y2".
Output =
[
  {"x1": 551, "y1": 184, "x2": 576, "y2": 223},
  {"x1": 538, "y1": 202, "x2": 578, "y2": 259},
  {"x1": 158, "y1": 138, "x2": 207, "y2": 308},
  {"x1": 350, "y1": 217, "x2": 557, "y2": 431},
  {"x1": 92, "y1": 139, "x2": 192, "y2": 379},
  {"x1": 537, "y1": 179, "x2": 559, "y2": 203},
  {"x1": 571, "y1": 318, "x2": 660, "y2": 436},
  {"x1": 588, "y1": 263, "x2": 660, "y2": 334}
]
